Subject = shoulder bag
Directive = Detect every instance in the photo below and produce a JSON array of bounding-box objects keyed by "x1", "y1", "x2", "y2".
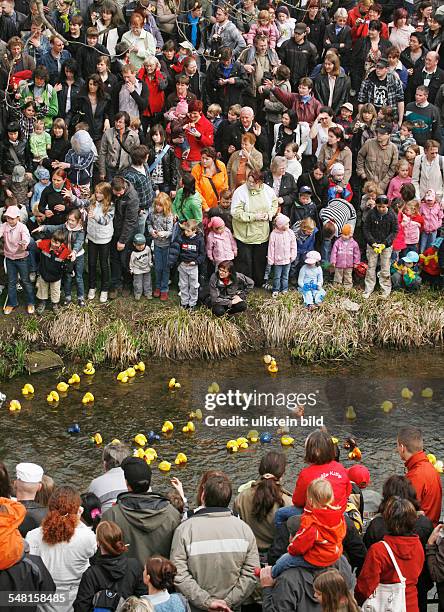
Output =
[{"x1": 361, "y1": 541, "x2": 407, "y2": 612}]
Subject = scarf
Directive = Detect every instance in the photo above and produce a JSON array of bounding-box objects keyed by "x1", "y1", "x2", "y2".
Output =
[
  {"x1": 187, "y1": 14, "x2": 199, "y2": 48},
  {"x1": 300, "y1": 94, "x2": 311, "y2": 104}
]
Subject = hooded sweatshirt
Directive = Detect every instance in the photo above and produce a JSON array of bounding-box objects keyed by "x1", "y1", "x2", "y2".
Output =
[
  {"x1": 65, "y1": 130, "x2": 97, "y2": 186},
  {"x1": 102, "y1": 492, "x2": 181, "y2": 566},
  {"x1": 0, "y1": 498, "x2": 25, "y2": 570}
]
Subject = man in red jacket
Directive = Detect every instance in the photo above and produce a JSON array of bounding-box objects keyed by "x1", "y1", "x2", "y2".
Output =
[{"x1": 397, "y1": 426, "x2": 442, "y2": 525}]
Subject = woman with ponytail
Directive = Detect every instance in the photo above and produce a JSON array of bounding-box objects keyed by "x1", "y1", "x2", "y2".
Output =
[
  {"x1": 142, "y1": 556, "x2": 189, "y2": 611},
  {"x1": 233, "y1": 452, "x2": 292, "y2": 553},
  {"x1": 25, "y1": 486, "x2": 97, "y2": 612},
  {"x1": 73, "y1": 520, "x2": 146, "y2": 611}
]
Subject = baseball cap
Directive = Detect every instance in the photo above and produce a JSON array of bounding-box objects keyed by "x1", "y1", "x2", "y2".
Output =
[
  {"x1": 341, "y1": 102, "x2": 353, "y2": 112},
  {"x1": 121, "y1": 457, "x2": 152, "y2": 491},
  {"x1": 299, "y1": 185, "x2": 312, "y2": 195},
  {"x1": 402, "y1": 251, "x2": 420, "y2": 263},
  {"x1": 16, "y1": 462, "x2": 44, "y2": 483},
  {"x1": 133, "y1": 233, "x2": 146, "y2": 245},
  {"x1": 4, "y1": 206, "x2": 21, "y2": 219},
  {"x1": 294, "y1": 22, "x2": 306, "y2": 34},
  {"x1": 375, "y1": 121, "x2": 392, "y2": 135},
  {"x1": 348, "y1": 465, "x2": 370, "y2": 487},
  {"x1": 376, "y1": 57, "x2": 389, "y2": 68}
]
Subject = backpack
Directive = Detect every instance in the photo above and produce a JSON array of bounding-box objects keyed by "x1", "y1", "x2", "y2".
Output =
[
  {"x1": 92, "y1": 566, "x2": 125, "y2": 612},
  {"x1": 346, "y1": 499, "x2": 364, "y2": 535}
]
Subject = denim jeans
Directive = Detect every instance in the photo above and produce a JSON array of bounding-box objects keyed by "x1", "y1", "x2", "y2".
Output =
[
  {"x1": 63, "y1": 254, "x2": 85, "y2": 299},
  {"x1": 272, "y1": 263, "x2": 291, "y2": 292},
  {"x1": 420, "y1": 231, "x2": 437, "y2": 254},
  {"x1": 154, "y1": 245, "x2": 170, "y2": 292},
  {"x1": 27, "y1": 238, "x2": 38, "y2": 273},
  {"x1": 321, "y1": 238, "x2": 333, "y2": 262},
  {"x1": 272, "y1": 553, "x2": 317, "y2": 578},
  {"x1": 274, "y1": 505, "x2": 303, "y2": 527},
  {"x1": 6, "y1": 257, "x2": 35, "y2": 307}
]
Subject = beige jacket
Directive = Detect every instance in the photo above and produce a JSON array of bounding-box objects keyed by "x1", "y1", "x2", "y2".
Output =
[
  {"x1": 227, "y1": 148, "x2": 263, "y2": 190},
  {"x1": 356, "y1": 138, "x2": 399, "y2": 191}
]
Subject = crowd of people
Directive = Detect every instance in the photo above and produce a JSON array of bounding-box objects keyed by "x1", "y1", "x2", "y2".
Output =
[
  {"x1": 0, "y1": 426, "x2": 442, "y2": 611},
  {"x1": 1, "y1": 0, "x2": 444, "y2": 316}
]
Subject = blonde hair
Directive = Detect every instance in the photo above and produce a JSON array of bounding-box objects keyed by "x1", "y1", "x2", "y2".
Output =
[
  {"x1": 154, "y1": 192, "x2": 173, "y2": 216},
  {"x1": 90, "y1": 182, "x2": 113, "y2": 214},
  {"x1": 258, "y1": 9, "x2": 271, "y2": 21},
  {"x1": 208, "y1": 103, "x2": 222, "y2": 115},
  {"x1": 306, "y1": 478, "x2": 335, "y2": 509},
  {"x1": 313, "y1": 569, "x2": 360, "y2": 612},
  {"x1": 130, "y1": 117, "x2": 141, "y2": 131},
  {"x1": 362, "y1": 180, "x2": 382, "y2": 196},
  {"x1": 300, "y1": 217, "x2": 316, "y2": 232},
  {"x1": 404, "y1": 199, "x2": 420, "y2": 215},
  {"x1": 396, "y1": 159, "x2": 410, "y2": 174}
]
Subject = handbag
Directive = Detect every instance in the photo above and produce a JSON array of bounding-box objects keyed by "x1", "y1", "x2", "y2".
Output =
[{"x1": 361, "y1": 541, "x2": 407, "y2": 612}]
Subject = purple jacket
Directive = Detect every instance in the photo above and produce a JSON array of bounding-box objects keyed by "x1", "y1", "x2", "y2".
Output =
[
  {"x1": 206, "y1": 228, "x2": 238, "y2": 266},
  {"x1": 267, "y1": 227, "x2": 297, "y2": 265},
  {"x1": 330, "y1": 237, "x2": 360, "y2": 269}
]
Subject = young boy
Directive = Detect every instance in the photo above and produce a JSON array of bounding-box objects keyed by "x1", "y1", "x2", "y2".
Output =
[
  {"x1": 335, "y1": 102, "x2": 354, "y2": 130},
  {"x1": 129, "y1": 233, "x2": 153, "y2": 300},
  {"x1": 35, "y1": 229, "x2": 71, "y2": 313},
  {"x1": 206, "y1": 103, "x2": 223, "y2": 131},
  {"x1": 0, "y1": 205, "x2": 35, "y2": 314},
  {"x1": 390, "y1": 250, "x2": 422, "y2": 292},
  {"x1": 391, "y1": 121, "x2": 416, "y2": 157},
  {"x1": 169, "y1": 219, "x2": 205, "y2": 310},
  {"x1": 207, "y1": 189, "x2": 233, "y2": 231},
  {"x1": 290, "y1": 186, "x2": 318, "y2": 232}
]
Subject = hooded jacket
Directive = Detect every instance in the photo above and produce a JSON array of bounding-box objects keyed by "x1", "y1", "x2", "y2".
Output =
[
  {"x1": 363, "y1": 207, "x2": 399, "y2": 247},
  {"x1": 330, "y1": 236, "x2": 361, "y2": 269},
  {"x1": 405, "y1": 451, "x2": 442, "y2": 525},
  {"x1": 36, "y1": 238, "x2": 71, "y2": 283},
  {"x1": 102, "y1": 492, "x2": 181, "y2": 566},
  {"x1": 419, "y1": 201, "x2": 444, "y2": 233},
  {"x1": 267, "y1": 226, "x2": 297, "y2": 266},
  {"x1": 113, "y1": 181, "x2": 139, "y2": 245},
  {"x1": 355, "y1": 534, "x2": 424, "y2": 612},
  {"x1": 209, "y1": 272, "x2": 254, "y2": 307},
  {"x1": 206, "y1": 226, "x2": 237, "y2": 265},
  {"x1": 73, "y1": 553, "x2": 146, "y2": 612},
  {"x1": 0, "y1": 498, "x2": 25, "y2": 571},
  {"x1": 169, "y1": 229, "x2": 205, "y2": 266},
  {"x1": 0, "y1": 221, "x2": 30, "y2": 260}
]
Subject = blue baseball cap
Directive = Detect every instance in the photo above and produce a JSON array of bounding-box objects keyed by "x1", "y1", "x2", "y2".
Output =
[{"x1": 402, "y1": 251, "x2": 419, "y2": 264}]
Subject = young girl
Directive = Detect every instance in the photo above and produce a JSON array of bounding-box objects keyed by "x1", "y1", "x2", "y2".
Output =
[
  {"x1": 352, "y1": 103, "x2": 377, "y2": 151},
  {"x1": 206, "y1": 216, "x2": 237, "y2": 269},
  {"x1": 313, "y1": 568, "x2": 360, "y2": 612},
  {"x1": 246, "y1": 10, "x2": 278, "y2": 48},
  {"x1": 272, "y1": 110, "x2": 309, "y2": 158},
  {"x1": 298, "y1": 250, "x2": 325, "y2": 308},
  {"x1": 284, "y1": 143, "x2": 302, "y2": 182},
  {"x1": 147, "y1": 192, "x2": 174, "y2": 301},
  {"x1": 276, "y1": 6, "x2": 295, "y2": 47},
  {"x1": 360, "y1": 181, "x2": 383, "y2": 223},
  {"x1": 419, "y1": 188, "x2": 443, "y2": 252},
  {"x1": 387, "y1": 159, "x2": 412, "y2": 202},
  {"x1": 142, "y1": 556, "x2": 188, "y2": 611},
  {"x1": 44, "y1": 118, "x2": 70, "y2": 172},
  {"x1": 271, "y1": 478, "x2": 346, "y2": 577},
  {"x1": 405, "y1": 144, "x2": 420, "y2": 176},
  {"x1": 391, "y1": 198, "x2": 406, "y2": 262},
  {"x1": 33, "y1": 208, "x2": 86, "y2": 306},
  {"x1": 330, "y1": 224, "x2": 360, "y2": 289},
  {"x1": 402, "y1": 200, "x2": 424, "y2": 253},
  {"x1": 29, "y1": 118, "x2": 51, "y2": 166},
  {"x1": 327, "y1": 163, "x2": 353, "y2": 202},
  {"x1": 267, "y1": 213, "x2": 297, "y2": 296},
  {"x1": 147, "y1": 123, "x2": 178, "y2": 197}
]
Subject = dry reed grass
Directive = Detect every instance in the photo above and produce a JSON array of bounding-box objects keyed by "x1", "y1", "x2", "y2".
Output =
[
  {"x1": 47, "y1": 306, "x2": 99, "y2": 351},
  {"x1": 103, "y1": 319, "x2": 140, "y2": 365}
]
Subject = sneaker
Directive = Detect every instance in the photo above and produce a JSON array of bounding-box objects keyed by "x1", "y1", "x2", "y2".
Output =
[
  {"x1": 52, "y1": 302, "x2": 60, "y2": 313},
  {"x1": 87, "y1": 289, "x2": 96, "y2": 300},
  {"x1": 134, "y1": 294, "x2": 141, "y2": 301},
  {"x1": 282, "y1": 290, "x2": 288, "y2": 294},
  {"x1": 63, "y1": 296, "x2": 72, "y2": 306},
  {"x1": 78, "y1": 298, "x2": 86, "y2": 307},
  {"x1": 272, "y1": 292, "x2": 279, "y2": 298},
  {"x1": 27, "y1": 304, "x2": 35, "y2": 315},
  {"x1": 29, "y1": 272, "x2": 36, "y2": 283},
  {"x1": 153, "y1": 288, "x2": 161, "y2": 298},
  {"x1": 145, "y1": 294, "x2": 153, "y2": 300},
  {"x1": 160, "y1": 292, "x2": 168, "y2": 301},
  {"x1": 362, "y1": 292, "x2": 371, "y2": 300},
  {"x1": 350, "y1": 89, "x2": 356, "y2": 97},
  {"x1": 99, "y1": 291, "x2": 108, "y2": 303},
  {"x1": 3, "y1": 305, "x2": 14, "y2": 315},
  {"x1": 263, "y1": 281, "x2": 272, "y2": 291},
  {"x1": 36, "y1": 301, "x2": 46, "y2": 314}
]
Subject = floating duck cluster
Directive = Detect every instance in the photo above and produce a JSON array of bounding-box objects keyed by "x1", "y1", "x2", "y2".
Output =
[
  {"x1": 21, "y1": 384, "x2": 34, "y2": 396},
  {"x1": 427, "y1": 454, "x2": 443, "y2": 473},
  {"x1": 263, "y1": 354, "x2": 278, "y2": 373},
  {"x1": 46, "y1": 390, "x2": 59, "y2": 403},
  {"x1": 116, "y1": 363, "x2": 145, "y2": 383},
  {"x1": 82, "y1": 392, "x2": 94, "y2": 404},
  {"x1": 168, "y1": 378, "x2": 181, "y2": 389},
  {"x1": 134, "y1": 447, "x2": 158, "y2": 464}
]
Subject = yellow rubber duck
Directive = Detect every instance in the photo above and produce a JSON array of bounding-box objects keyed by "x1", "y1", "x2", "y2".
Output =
[
  {"x1": 345, "y1": 405, "x2": 356, "y2": 420},
  {"x1": 117, "y1": 371, "x2": 129, "y2": 383},
  {"x1": 331, "y1": 437, "x2": 339, "y2": 445},
  {"x1": 168, "y1": 378, "x2": 181, "y2": 389},
  {"x1": 401, "y1": 387, "x2": 413, "y2": 400},
  {"x1": 189, "y1": 409, "x2": 203, "y2": 420},
  {"x1": 9, "y1": 399, "x2": 21, "y2": 412},
  {"x1": 134, "y1": 433, "x2": 147, "y2": 446},
  {"x1": 92, "y1": 433, "x2": 102, "y2": 445},
  {"x1": 263, "y1": 354, "x2": 273, "y2": 364},
  {"x1": 82, "y1": 392, "x2": 94, "y2": 404},
  {"x1": 126, "y1": 367, "x2": 136, "y2": 378},
  {"x1": 227, "y1": 440, "x2": 239, "y2": 452},
  {"x1": 207, "y1": 382, "x2": 220, "y2": 393},
  {"x1": 247, "y1": 430, "x2": 259, "y2": 443},
  {"x1": 427, "y1": 453, "x2": 437, "y2": 465},
  {"x1": 47, "y1": 390, "x2": 60, "y2": 403},
  {"x1": 182, "y1": 421, "x2": 195, "y2": 433},
  {"x1": 111, "y1": 439, "x2": 121, "y2": 444},
  {"x1": 281, "y1": 435, "x2": 295, "y2": 446},
  {"x1": 381, "y1": 400, "x2": 393, "y2": 413},
  {"x1": 145, "y1": 448, "x2": 157, "y2": 461},
  {"x1": 21, "y1": 384, "x2": 34, "y2": 396},
  {"x1": 158, "y1": 461, "x2": 171, "y2": 472},
  {"x1": 161, "y1": 420, "x2": 174, "y2": 433},
  {"x1": 421, "y1": 388, "x2": 433, "y2": 398},
  {"x1": 68, "y1": 373, "x2": 80, "y2": 384},
  {"x1": 83, "y1": 362, "x2": 95, "y2": 376},
  {"x1": 236, "y1": 437, "x2": 249, "y2": 449},
  {"x1": 134, "y1": 361, "x2": 146, "y2": 372},
  {"x1": 268, "y1": 359, "x2": 278, "y2": 373},
  {"x1": 175, "y1": 452, "x2": 188, "y2": 465},
  {"x1": 57, "y1": 382, "x2": 69, "y2": 393},
  {"x1": 133, "y1": 448, "x2": 145, "y2": 459}
]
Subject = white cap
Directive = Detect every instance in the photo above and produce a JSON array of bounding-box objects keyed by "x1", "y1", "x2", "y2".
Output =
[{"x1": 16, "y1": 462, "x2": 44, "y2": 483}]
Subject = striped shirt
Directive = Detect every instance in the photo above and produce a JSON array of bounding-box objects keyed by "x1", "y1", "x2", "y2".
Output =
[{"x1": 319, "y1": 198, "x2": 357, "y2": 235}]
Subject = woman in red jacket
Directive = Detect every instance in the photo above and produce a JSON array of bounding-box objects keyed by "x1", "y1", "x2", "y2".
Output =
[
  {"x1": 137, "y1": 56, "x2": 168, "y2": 134},
  {"x1": 355, "y1": 497, "x2": 425, "y2": 612}
]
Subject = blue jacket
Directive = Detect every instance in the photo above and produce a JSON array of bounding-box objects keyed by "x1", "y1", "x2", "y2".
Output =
[
  {"x1": 169, "y1": 229, "x2": 205, "y2": 267},
  {"x1": 294, "y1": 226, "x2": 318, "y2": 263},
  {"x1": 40, "y1": 50, "x2": 72, "y2": 85}
]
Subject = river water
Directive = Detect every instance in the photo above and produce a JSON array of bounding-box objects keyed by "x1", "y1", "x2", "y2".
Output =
[{"x1": 1, "y1": 350, "x2": 443, "y2": 501}]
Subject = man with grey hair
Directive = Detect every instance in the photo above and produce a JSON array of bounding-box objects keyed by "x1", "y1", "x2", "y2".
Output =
[
  {"x1": 227, "y1": 106, "x2": 269, "y2": 166},
  {"x1": 87, "y1": 441, "x2": 130, "y2": 511},
  {"x1": 408, "y1": 50, "x2": 444, "y2": 104}
]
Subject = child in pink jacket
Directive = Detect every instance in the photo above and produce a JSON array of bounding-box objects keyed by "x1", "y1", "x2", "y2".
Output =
[
  {"x1": 330, "y1": 224, "x2": 361, "y2": 289},
  {"x1": 419, "y1": 189, "x2": 443, "y2": 253},
  {"x1": 402, "y1": 200, "x2": 424, "y2": 253},
  {"x1": 0, "y1": 205, "x2": 35, "y2": 315},
  {"x1": 206, "y1": 216, "x2": 237, "y2": 268},
  {"x1": 267, "y1": 213, "x2": 297, "y2": 296},
  {"x1": 387, "y1": 159, "x2": 412, "y2": 203},
  {"x1": 246, "y1": 10, "x2": 278, "y2": 48}
]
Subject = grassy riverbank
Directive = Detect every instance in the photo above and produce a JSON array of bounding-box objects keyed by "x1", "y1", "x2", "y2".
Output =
[{"x1": 1, "y1": 286, "x2": 443, "y2": 379}]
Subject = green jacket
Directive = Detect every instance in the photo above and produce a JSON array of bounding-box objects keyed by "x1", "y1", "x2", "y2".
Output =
[
  {"x1": 173, "y1": 189, "x2": 203, "y2": 222},
  {"x1": 21, "y1": 84, "x2": 59, "y2": 130},
  {"x1": 231, "y1": 183, "x2": 278, "y2": 244}
]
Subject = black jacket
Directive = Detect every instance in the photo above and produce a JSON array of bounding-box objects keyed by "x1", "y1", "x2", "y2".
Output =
[
  {"x1": 314, "y1": 73, "x2": 351, "y2": 115},
  {"x1": 263, "y1": 171, "x2": 298, "y2": 218},
  {"x1": 38, "y1": 184, "x2": 73, "y2": 226},
  {"x1": 363, "y1": 207, "x2": 399, "y2": 247},
  {"x1": 407, "y1": 65, "x2": 444, "y2": 104},
  {"x1": 206, "y1": 61, "x2": 249, "y2": 114},
  {"x1": 73, "y1": 553, "x2": 146, "y2": 612},
  {"x1": 323, "y1": 23, "x2": 352, "y2": 68},
  {"x1": 400, "y1": 47, "x2": 426, "y2": 72},
  {"x1": 169, "y1": 229, "x2": 205, "y2": 266},
  {"x1": 56, "y1": 78, "x2": 84, "y2": 119},
  {"x1": 113, "y1": 181, "x2": 139, "y2": 245},
  {"x1": 0, "y1": 138, "x2": 30, "y2": 176},
  {"x1": 147, "y1": 144, "x2": 178, "y2": 192},
  {"x1": 18, "y1": 501, "x2": 47, "y2": 538},
  {"x1": 290, "y1": 200, "x2": 319, "y2": 229},
  {"x1": 209, "y1": 271, "x2": 254, "y2": 306},
  {"x1": 67, "y1": 92, "x2": 112, "y2": 141},
  {"x1": 297, "y1": 171, "x2": 329, "y2": 211},
  {"x1": 0, "y1": 553, "x2": 55, "y2": 612},
  {"x1": 304, "y1": 15, "x2": 326, "y2": 57},
  {"x1": 277, "y1": 38, "x2": 318, "y2": 87}
]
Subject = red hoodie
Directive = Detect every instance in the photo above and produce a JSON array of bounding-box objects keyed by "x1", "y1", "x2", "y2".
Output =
[
  {"x1": 292, "y1": 461, "x2": 352, "y2": 511},
  {"x1": 405, "y1": 451, "x2": 442, "y2": 525},
  {"x1": 355, "y1": 534, "x2": 424, "y2": 612},
  {"x1": 137, "y1": 68, "x2": 166, "y2": 117},
  {"x1": 288, "y1": 505, "x2": 346, "y2": 566}
]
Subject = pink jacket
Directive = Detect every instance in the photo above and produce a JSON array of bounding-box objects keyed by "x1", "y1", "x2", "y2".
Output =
[
  {"x1": 246, "y1": 23, "x2": 278, "y2": 48},
  {"x1": 0, "y1": 221, "x2": 30, "y2": 260},
  {"x1": 330, "y1": 237, "x2": 360, "y2": 269},
  {"x1": 419, "y1": 201, "x2": 444, "y2": 233},
  {"x1": 206, "y1": 228, "x2": 237, "y2": 265},
  {"x1": 387, "y1": 175, "x2": 412, "y2": 202},
  {"x1": 402, "y1": 213, "x2": 423, "y2": 244},
  {"x1": 267, "y1": 227, "x2": 297, "y2": 265}
]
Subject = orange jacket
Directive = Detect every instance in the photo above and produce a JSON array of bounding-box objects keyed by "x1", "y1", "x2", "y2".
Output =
[
  {"x1": 0, "y1": 497, "x2": 25, "y2": 570},
  {"x1": 405, "y1": 451, "x2": 442, "y2": 525},
  {"x1": 192, "y1": 160, "x2": 228, "y2": 211},
  {"x1": 288, "y1": 505, "x2": 346, "y2": 567}
]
